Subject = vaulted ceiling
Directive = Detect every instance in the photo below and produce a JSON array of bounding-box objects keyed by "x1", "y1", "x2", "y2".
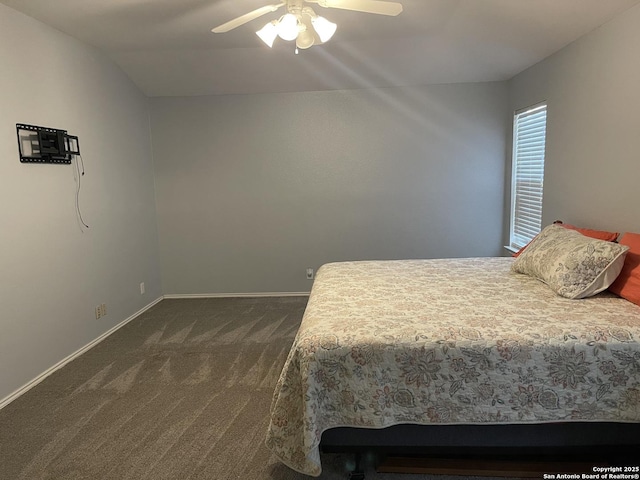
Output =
[{"x1": 2, "y1": 0, "x2": 639, "y2": 96}]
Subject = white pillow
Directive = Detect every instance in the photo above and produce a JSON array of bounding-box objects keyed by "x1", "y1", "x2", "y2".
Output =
[{"x1": 511, "y1": 225, "x2": 629, "y2": 299}]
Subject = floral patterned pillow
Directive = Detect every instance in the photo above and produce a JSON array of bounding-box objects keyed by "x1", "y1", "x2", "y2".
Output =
[{"x1": 511, "y1": 224, "x2": 629, "y2": 299}]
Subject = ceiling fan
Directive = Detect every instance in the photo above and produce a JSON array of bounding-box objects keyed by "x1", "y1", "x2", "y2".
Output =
[{"x1": 212, "y1": 0, "x2": 403, "y2": 50}]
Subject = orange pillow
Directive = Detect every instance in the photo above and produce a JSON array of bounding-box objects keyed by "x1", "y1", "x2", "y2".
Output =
[
  {"x1": 512, "y1": 224, "x2": 619, "y2": 257},
  {"x1": 561, "y1": 224, "x2": 619, "y2": 242},
  {"x1": 608, "y1": 232, "x2": 640, "y2": 306}
]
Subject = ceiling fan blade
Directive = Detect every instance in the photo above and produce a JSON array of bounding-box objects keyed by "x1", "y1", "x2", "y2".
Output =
[
  {"x1": 311, "y1": 0, "x2": 403, "y2": 16},
  {"x1": 212, "y1": 3, "x2": 284, "y2": 33}
]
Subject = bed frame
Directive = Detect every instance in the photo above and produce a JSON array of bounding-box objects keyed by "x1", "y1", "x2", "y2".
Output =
[{"x1": 320, "y1": 422, "x2": 640, "y2": 478}]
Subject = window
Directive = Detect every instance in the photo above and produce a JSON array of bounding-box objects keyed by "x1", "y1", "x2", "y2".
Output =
[{"x1": 509, "y1": 103, "x2": 547, "y2": 250}]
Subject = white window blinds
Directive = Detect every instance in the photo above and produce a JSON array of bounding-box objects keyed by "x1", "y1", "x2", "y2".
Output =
[{"x1": 510, "y1": 104, "x2": 547, "y2": 250}]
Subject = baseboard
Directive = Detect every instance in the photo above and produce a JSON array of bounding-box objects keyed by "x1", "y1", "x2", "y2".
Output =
[
  {"x1": 163, "y1": 292, "x2": 310, "y2": 299},
  {"x1": 0, "y1": 296, "x2": 163, "y2": 411}
]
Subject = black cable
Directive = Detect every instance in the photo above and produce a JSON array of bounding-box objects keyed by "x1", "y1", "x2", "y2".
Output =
[
  {"x1": 78, "y1": 153, "x2": 85, "y2": 176},
  {"x1": 74, "y1": 154, "x2": 89, "y2": 229}
]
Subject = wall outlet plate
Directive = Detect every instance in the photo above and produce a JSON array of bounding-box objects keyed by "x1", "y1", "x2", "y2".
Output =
[{"x1": 306, "y1": 268, "x2": 314, "y2": 280}]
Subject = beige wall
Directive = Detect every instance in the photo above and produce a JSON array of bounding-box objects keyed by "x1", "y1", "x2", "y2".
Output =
[
  {"x1": 507, "y1": 3, "x2": 640, "y2": 237},
  {"x1": 0, "y1": 5, "x2": 162, "y2": 402},
  {"x1": 151, "y1": 83, "x2": 509, "y2": 294}
]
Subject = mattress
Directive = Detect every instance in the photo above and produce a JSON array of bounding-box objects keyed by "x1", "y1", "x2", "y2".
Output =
[{"x1": 265, "y1": 257, "x2": 640, "y2": 476}]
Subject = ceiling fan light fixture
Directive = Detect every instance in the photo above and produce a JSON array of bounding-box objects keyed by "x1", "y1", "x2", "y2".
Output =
[
  {"x1": 256, "y1": 20, "x2": 279, "y2": 47},
  {"x1": 277, "y1": 13, "x2": 299, "y2": 41},
  {"x1": 296, "y1": 28, "x2": 315, "y2": 49},
  {"x1": 311, "y1": 16, "x2": 337, "y2": 43},
  {"x1": 213, "y1": 0, "x2": 403, "y2": 51}
]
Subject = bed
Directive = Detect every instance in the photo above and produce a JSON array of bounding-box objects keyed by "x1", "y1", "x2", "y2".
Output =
[{"x1": 265, "y1": 232, "x2": 640, "y2": 476}]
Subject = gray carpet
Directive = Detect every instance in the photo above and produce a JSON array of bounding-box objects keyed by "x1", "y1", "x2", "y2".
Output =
[{"x1": 0, "y1": 298, "x2": 504, "y2": 480}]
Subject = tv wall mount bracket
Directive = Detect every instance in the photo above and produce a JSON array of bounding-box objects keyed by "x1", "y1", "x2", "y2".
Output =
[{"x1": 16, "y1": 123, "x2": 80, "y2": 165}]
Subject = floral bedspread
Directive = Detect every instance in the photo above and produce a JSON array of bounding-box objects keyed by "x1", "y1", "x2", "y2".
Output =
[{"x1": 265, "y1": 258, "x2": 640, "y2": 476}]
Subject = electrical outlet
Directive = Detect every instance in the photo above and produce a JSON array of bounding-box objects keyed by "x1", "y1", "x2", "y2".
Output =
[
  {"x1": 140, "y1": 282, "x2": 145, "y2": 295},
  {"x1": 95, "y1": 306, "x2": 102, "y2": 320},
  {"x1": 306, "y1": 268, "x2": 314, "y2": 280},
  {"x1": 101, "y1": 303, "x2": 107, "y2": 316}
]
